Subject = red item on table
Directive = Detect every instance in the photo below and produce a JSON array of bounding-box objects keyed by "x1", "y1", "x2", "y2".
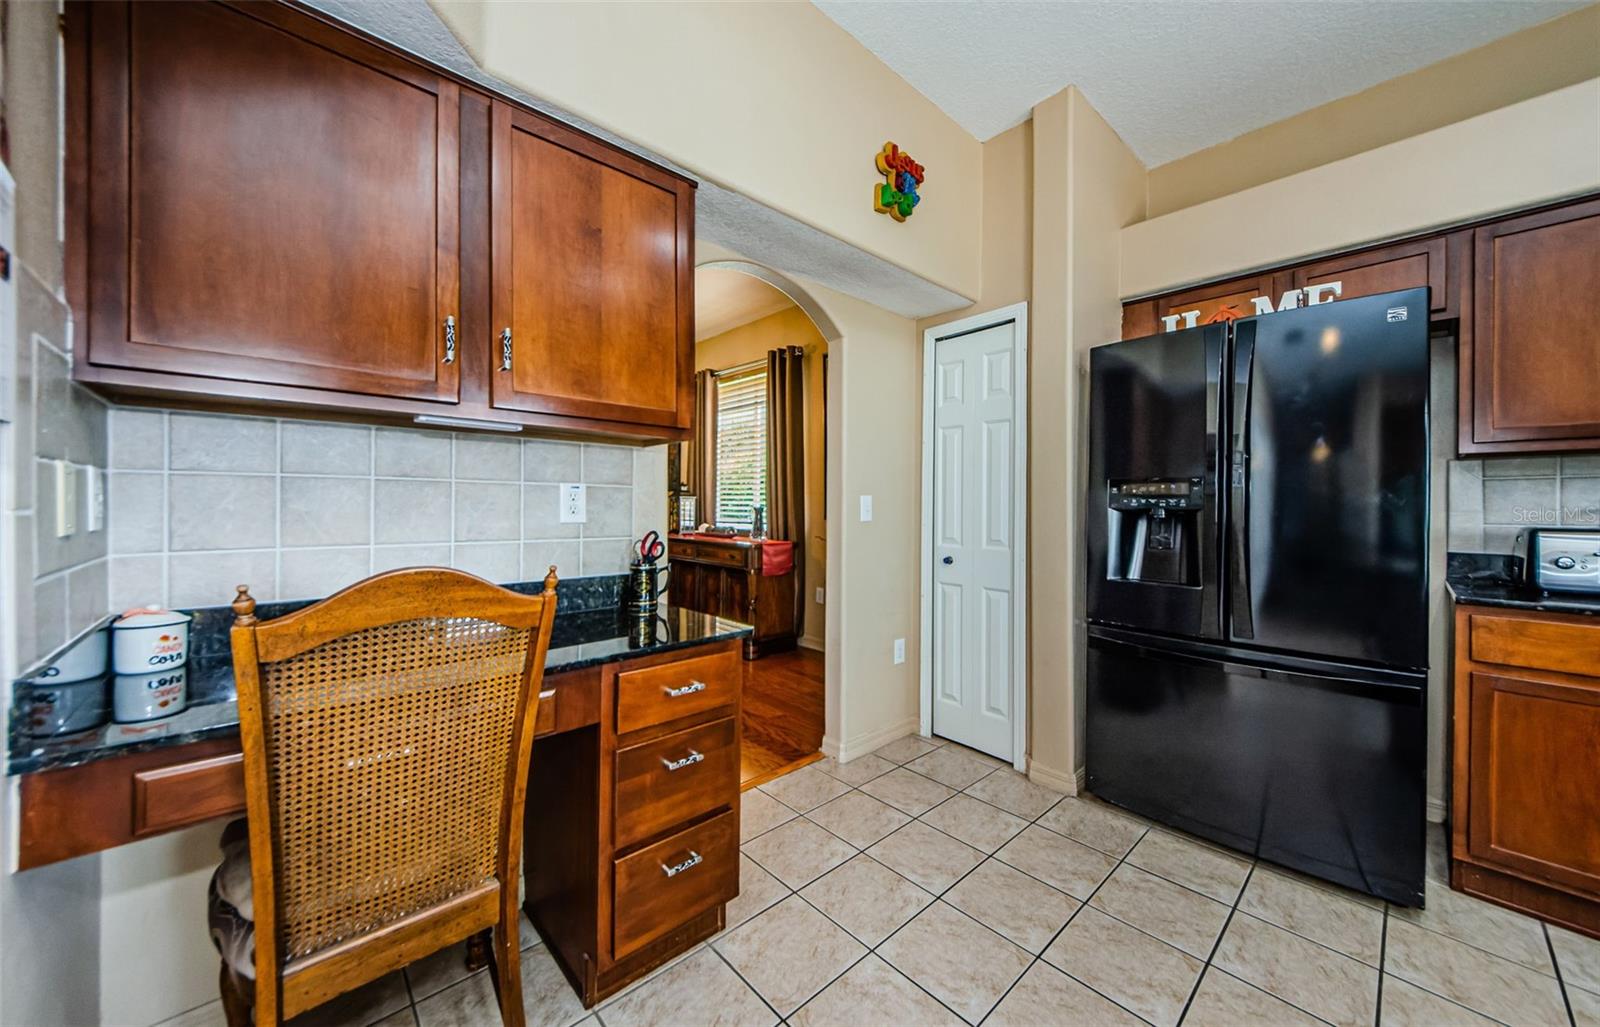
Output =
[{"x1": 758, "y1": 540, "x2": 794, "y2": 577}]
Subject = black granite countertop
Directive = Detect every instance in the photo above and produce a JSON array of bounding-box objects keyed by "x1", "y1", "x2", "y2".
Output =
[
  {"x1": 8, "y1": 574, "x2": 751, "y2": 775},
  {"x1": 1446, "y1": 552, "x2": 1600, "y2": 616}
]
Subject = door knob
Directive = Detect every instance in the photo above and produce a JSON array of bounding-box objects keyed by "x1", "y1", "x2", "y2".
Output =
[{"x1": 942, "y1": 556, "x2": 954, "y2": 565}]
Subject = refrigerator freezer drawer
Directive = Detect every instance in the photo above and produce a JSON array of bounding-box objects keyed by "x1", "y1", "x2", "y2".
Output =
[{"x1": 1085, "y1": 630, "x2": 1426, "y2": 905}]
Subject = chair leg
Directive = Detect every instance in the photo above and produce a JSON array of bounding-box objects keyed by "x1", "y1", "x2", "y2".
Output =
[
  {"x1": 465, "y1": 928, "x2": 491, "y2": 972},
  {"x1": 490, "y1": 918, "x2": 525, "y2": 1027},
  {"x1": 218, "y1": 962, "x2": 252, "y2": 1027}
]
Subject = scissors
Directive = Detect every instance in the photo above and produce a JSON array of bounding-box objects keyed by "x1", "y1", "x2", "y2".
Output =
[{"x1": 636, "y1": 530, "x2": 665, "y2": 563}]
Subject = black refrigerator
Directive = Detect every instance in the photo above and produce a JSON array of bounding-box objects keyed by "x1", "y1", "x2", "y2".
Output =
[{"x1": 1085, "y1": 288, "x2": 1430, "y2": 906}]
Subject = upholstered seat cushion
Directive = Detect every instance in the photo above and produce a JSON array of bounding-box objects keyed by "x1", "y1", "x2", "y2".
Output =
[{"x1": 209, "y1": 819, "x2": 255, "y2": 980}]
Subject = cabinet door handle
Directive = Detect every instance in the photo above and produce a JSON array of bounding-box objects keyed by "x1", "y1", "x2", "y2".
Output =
[
  {"x1": 661, "y1": 750, "x2": 704, "y2": 772},
  {"x1": 442, "y1": 315, "x2": 456, "y2": 364},
  {"x1": 661, "y1": 850, "x2": 703, "y2": 878},
  {"x1": 500, "y1": 327, "x2": 512, "y2": 371},
  {"x1": 664, "y1": 680, "x2": 706, "y2": 698}
]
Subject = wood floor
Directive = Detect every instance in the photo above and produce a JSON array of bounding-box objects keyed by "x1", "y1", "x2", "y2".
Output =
[{"x1": 741, "y1": 647, "x2": 825, "y2": 789}]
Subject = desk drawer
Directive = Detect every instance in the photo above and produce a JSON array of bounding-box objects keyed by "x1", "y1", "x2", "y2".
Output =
[
  {"x1": 615, "y1": 717, "x2": 737, "y2": 849},
  {"x1": 132, "y1": 752, "x2": 245, "y2": 837},
  {"x1": 613, "y1": 809, "x2": 737, "y2": 959},
  {"x1": 1469, "y1": 612, "x2": 1600, "y2": 678},
  {"x1": 672, "y1": 542, "x2": 749, "y2": 570},
  {"x1": 616, "y1": 649, "x2": 740, "y2": 734}
]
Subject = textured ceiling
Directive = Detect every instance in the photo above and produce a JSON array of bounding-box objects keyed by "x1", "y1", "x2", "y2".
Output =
[
  {"x1": 813, "y1": 1, "x2": 1584, "y2": 164},
  {"x1": 695, "y1": 269, "x2": 796, "y2": 341}
]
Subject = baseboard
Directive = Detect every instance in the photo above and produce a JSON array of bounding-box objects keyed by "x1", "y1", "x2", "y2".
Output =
[
  {"x1": 1026, "y1": 761, "x2": 1080, "y2": 796},
  {"x1": 798, "y1": 635, "x2": 824, "y2": 652},
  {"x1": 834, "y1": 716, "x2": 920, "y2": 764},
  {"x1": 1426, "y1": 797, "x2": 1447, "y2": 824},
  {"x1": 819, "y1": 733, "x2": 842, "y2": 759}
]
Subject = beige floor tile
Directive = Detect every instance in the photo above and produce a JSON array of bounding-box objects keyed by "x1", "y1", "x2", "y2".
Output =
[
  {"x1": 986, "y1": 961, "x2": 1145, "y2": 1027},
  {"x1": 758, "y1": 765, "x2": 852, "y2": 813},
  {"x1": 1212, "y1": 913, "x2": 1377, "y2": 1027},
  {"x1": 813, "y1": 753, "x2": 896, "y2": 787},
  {"x1": 1426, "y1": 822, "x2": 1450, "y2": 884},
  {"x1": 800, "y1": 854, "x2": 933, "y2": 946},
  {"x1": 1551, "y1": 923, "x2": 1600, "y2": 993},
  {"x1": 1239, "y1": 867, "x2": 1384, "y2": 965},
  {"x1": 1391, "y1": 879, "x2": 1552, "y2": 973},
  {"x1": 369, "y1": 1011, "x2": 415, "y2": 1027},
  {"x1": 865, "y1": 820, "x2": 984, "y2": 893},
  {"x1": 725, "y1": 853, "x2": 790, "y2": 932},
  {"x1": 405, "y1": 942, "x2": 481, "y2": 1003},
  {"x1": 859, "y1": 767, "x2": 956, "y2": 816},
  {"x1": 1571, "y1": 984, "x2": 1600, "y2": 1027},
  {"x1": 788, "y1": 954, "x2": 963, "y2": 1027},
  {"x1": 943, "y1": 858, "x2": 1079, "y2": 953},
  {"x1": 877, "y1": 901, "x2": 1033, "y2": 1024},
  {"x1": 598, "y1": 947, "x2": 776, "y2": 1027},
  {"x1": 920, "y1": 794, "x2": 1028, "y2": 853},
  {"x1": 904, "y1": 747, "x2": 996, "y2": 790},
  {"x1": 520, "y1": 944, "x2": 592, "y2": 1027},
  {"x1": 294, "y1": 970, "x2": 411, "y2": 1026},
  {"x1": 1379, "y1": 974, "x2": 1500, "y2": 1027},
  {"x1": 1088, "y1": 864, "x2": 1230, "y2": 958},
  {"x1": 1262, "y1": 860, "x2": 1385, "y2": 911},
  {"x1": 937, "y1": 741, "x2": 1007, "y2": 769},
  {"x1": 1385, "y1": 918, "x2": 1569, "y2": 1027},
  {"x1": 1183, "y1": 968, "x2": 1326, "y2": 1027},
  {"x1": 1035, "y1": 797, "x2": 1148, "y2": 857},
  {"x1": 741, "y1": 817, "x2": 857, "y2": 889},
  {"x1": 714, "y1": 895, "x2": 866, "y2": 1016},
  {"x1": 156, "y1": 1001, "x2": 226, "y2": 1027},
  {"x1": 961, "y1": 769, "x2": 1063, "y2": 819},
  {"x1": 873, "y1": 735, "x2": 940, "y2": 765},
  {"x1": 1042, "y1": 905, "x2": 1202, "y2": 1026},
  {"x1": 805, "y1": 790, "x2": 912, "y2": 849},
  {"x1": 994, "y1": 824, "x2": 1118, "y2": 899},
  {"x1": 741, "y1": 788, "x2": 798, "y2": 843},
  {"x1": 1126, "y1": 828, "x2": 1251, "y2": 903}
]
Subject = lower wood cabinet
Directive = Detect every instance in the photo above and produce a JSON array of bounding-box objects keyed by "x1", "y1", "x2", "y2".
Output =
[
  {"x1": 1451, "y1": 604, "x2": 1600, "y2": 936},
  {"x1": 668, "y1": 538, "x2": 798, "y2": 659}
]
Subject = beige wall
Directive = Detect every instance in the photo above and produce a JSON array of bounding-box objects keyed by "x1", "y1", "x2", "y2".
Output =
[
  {"x1": 1123, "y1": 76, "x2": 1600, "y2": 298},
  {"x1": 1147, "y1": 4, "x2": 1600, "y2": 217},
  {"x1": 433, "y1": 0, "x2": 984, "y2": 301},
  {"x1": 695, "y1": 304, "x2": 830, "y2": 649},
  {"x1": 1028, "y1": 87, "x2": 1148, "y2": 790}
]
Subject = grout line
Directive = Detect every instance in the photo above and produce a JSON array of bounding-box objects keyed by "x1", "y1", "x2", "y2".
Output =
[
  {"x1": 1547, "y1": 921, "x2": 1578, "y2": 1027},
  {"x1": 1376, "y1": 904, "x2": 1389, "y2": 1026}
]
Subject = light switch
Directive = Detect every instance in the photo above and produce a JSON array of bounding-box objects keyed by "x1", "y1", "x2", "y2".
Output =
[
  {"x1": 814, "y1": 586, "x2": 825, "y2": 605},
  {"x1": 893, "y1": 638, "x2": 906, "y2": 664},
  {"x1": 84, "y1": 466, "x2": 105, "y2": 532},
  {"x1": 560, "y1": 483, "x2": 587, "y2": 523},
  {"x1": 53, "y1": 460, "x2": 77, "y2": 538},
  {"x1": 859, "y1": 495, "x2": 873, "y2": 522}
]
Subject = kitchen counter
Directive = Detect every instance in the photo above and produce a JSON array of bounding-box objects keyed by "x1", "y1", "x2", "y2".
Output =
[
  {"x1": 1446, "y1": 552, "x2": 1600, "y2": 616},
  {"x1": 9, "y1": 574, "x2": 751, "y2": 776}
]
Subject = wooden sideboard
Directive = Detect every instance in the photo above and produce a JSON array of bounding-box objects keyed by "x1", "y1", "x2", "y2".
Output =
[
  {"x1": 1451, "y1": 603, "x2": 1600, "y2": 937},
  {"x1": 668, "y1": 537, "x2": 798, "y2": 659}
]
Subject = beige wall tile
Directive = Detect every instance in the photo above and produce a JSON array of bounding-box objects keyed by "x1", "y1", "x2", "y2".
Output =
[
  {"x1": 454, "y1": 436, "x2": 521, "y2": 481},
  {"x1": 280, "y1": 423, "x2": 371, "y2": 475},
  {"x1": 522, "y1": 484, "x2": 581, "y2": 540},
  {"x1": 523, "y1": 439, "x2": 582, "y2": 482},
  {"x1": 454, "y1": 481, "x2": 520, "y2": 541},
  {"x1": 280, "y1": 547, "x2": 371, "y2": 601},
  {"x1": 451, "y1": 541, "x2": 519, "y2": 583},
  {"x1": 109, "y1": 409, "x2": 167, "y2": 470},
  {"x1": 169, "y1": 414, "x2": 276, "y2": 473},
  {"x1": 168, "y1": 551, "x2": 276, "y2": 608},
  {"x1": 168, "y1": 475, "x2": 275, "y2": 551},
  {"x1": 374, "y1": 479, "x2": 451, "y2": 544},
  {"x1": 281, "y1": 476, "x2": 370, "y2": 546},
  {"x1": 374, "y1": 428, "x2": 451, "y2": 478},
  {"x1": 110, "y1": 473, "x2": 165, "y2": 554},
  {"x1": 582, "y1": 444, "x2": 633, "y2": 485}
]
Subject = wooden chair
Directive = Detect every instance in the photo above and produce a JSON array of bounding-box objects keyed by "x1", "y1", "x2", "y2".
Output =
[{"x1": 217, "y1": 567, "x2": 560, "y2": 1026}]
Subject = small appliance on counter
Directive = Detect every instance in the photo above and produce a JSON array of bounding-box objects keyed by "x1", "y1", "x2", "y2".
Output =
[
  {"x1": 1517, "y1": 529, "x2": 1600, "y2": 594},
  {"x1": 111, "y1": 607, "x2": 191, "y2": 674}
]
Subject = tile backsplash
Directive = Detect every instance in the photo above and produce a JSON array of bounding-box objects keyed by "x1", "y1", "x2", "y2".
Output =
[
  {"x1": 1447, "y1": 454, "x2": 1600, "y2": 554},
  {"x1": 107, "y1": 409, "x2": 664, "y2": 610}
]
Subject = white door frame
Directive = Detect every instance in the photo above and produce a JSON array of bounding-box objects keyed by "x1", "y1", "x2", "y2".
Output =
[{"x1": 919, "y1": 302, "x2": 1028, "y2": 773}]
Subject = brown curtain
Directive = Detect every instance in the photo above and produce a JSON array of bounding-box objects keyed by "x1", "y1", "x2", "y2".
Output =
[
  {"x1": 766, "y1": 345, "x2": 806, "y2": 634},
  {"x1": 688, "y1": 369, "x2": 717, "y2": 528}
]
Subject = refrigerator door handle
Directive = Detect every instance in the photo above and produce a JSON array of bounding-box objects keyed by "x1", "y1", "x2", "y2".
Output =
[{"x1": 1229, "y1": 323, "x2": 1255, "y2": 639}]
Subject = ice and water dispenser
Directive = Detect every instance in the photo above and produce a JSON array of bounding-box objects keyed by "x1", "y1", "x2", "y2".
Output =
[{"x1": 1104, "y1": 477, "x2": 1204, "y2": 586}]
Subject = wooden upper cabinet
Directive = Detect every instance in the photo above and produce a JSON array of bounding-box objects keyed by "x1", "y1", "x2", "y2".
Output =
[
  {"x1": 1292, "y1": 236, "x2": 1452, "y2": 316},
  {"x1": 1467, "y1": 198, "x2": 1600, "y2": 451},
  {"x1": 489, "y1": 103, "x2": 694, "y2": 430},
  {"x1": 1154, "y1": 272, "x2": 1286, "y2": 329},
  {"x1": 81, "y1": 2, "x2": 461, "y2": 403}
]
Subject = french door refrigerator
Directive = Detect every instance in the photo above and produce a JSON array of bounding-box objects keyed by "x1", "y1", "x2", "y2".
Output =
[{"x1": 1085, "y1": 288, "x2": 1430, "y2": 905}]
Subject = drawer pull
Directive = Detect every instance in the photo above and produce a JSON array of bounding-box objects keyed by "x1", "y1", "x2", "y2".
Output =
[
  {"x1": 661, "y1": 750, "x2": 704, "y2": 772},
  {"x1": 665, "y1": 681, "x2": 706, "y2": 698},
  {"x1": 661, "y1": 850, "x2": 703, "y2": 878}
]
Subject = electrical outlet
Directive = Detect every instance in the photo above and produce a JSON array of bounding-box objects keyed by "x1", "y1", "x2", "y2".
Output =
[
  {"x1": 85, "y1": 466, "x2": 105, "y2": 532},
  {"x1": 859, "y1": 494, "x2": 873, "y2": 522},
  {"x1": 814, "y1": 586, "x2": 825, "y2": 605},
  {"x1": 53, "y1": 460, "x2": 77, "y2": 538},
  {"x1": 559, "y1": 483, "x2": 587, "y2": 523},
  {"x1": 893, "y1": 638, "x2": 905, "y2": 664}
]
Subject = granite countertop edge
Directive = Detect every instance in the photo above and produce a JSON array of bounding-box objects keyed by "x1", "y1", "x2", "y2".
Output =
[{"x1": 1445, "y1": 552, "x2": 1600, "y2": 616}]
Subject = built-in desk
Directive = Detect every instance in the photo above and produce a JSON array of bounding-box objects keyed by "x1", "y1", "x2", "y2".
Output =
[{"x1": 10, "y1": 581, "x2": 751, "y2": 1006}]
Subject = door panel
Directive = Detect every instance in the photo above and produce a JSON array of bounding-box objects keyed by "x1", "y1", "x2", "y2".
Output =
[
  {"x1": 932, "y1": 321, "x2": 1018, "y2": 759},
  {"x1": 1292, "y1": 237, "x2": 1448, "y2": 314},
  {"x1": 86, "y1": 1, "x2": 460, "y2": 401},
  {"x1": 490, "y1": 103, "x2": 693, "y2": 428},
  {"x1": 1230, "y1": 291, "x2": 1430, "y2": 667}
]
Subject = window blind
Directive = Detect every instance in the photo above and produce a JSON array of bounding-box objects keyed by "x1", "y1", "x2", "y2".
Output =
[{"x1": 714, "y1": 369, "x2": 768, "y2": 530}]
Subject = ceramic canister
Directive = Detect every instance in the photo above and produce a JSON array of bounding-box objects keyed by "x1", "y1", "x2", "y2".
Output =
[
  {"x1": 112, "y1": 608, "x2": 191, "y2": 674},
  {"x1": 112, "y1": 666, "x2": 188, "y2": 722}
]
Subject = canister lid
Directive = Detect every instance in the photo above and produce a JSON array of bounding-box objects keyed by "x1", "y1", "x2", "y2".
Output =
[{"x1": 114, "y1": 607, "x2": 192, "y2": 629}]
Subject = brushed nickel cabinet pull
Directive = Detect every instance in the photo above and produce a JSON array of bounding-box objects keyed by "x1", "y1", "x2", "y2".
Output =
[
  {"x1": 661, "y1": 851, "x2": 703, "y2": 877},
  {"x1": 664, "y1": 681, "x2": 706, "y2": 698},
  {"x1": 661, "y1": 750, "x2": 704, "y2": 772},
  {"x1": 500, "y1": 327, "x2": 512, "y2": 371},
  {"x1": 442, "y1": 315, "x2": 456, "y2": 364}
]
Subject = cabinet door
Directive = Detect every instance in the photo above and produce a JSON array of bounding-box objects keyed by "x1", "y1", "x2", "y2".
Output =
[
  {"x1": 1467, "y1": 669, "x2": 1600, "y2": 895},
  {"x1": 1155, "y1": 272, "x2": 1285, "y2": 328},
  {"x1": 1469, "y1": 198, "x2": 1600, "y2": 447},
  {"x1": 1292, "y1": 236, "x2": 1450, "y2": 315},
  {"x1": 490, "y1": 103, "x2": 694, "y2": 429},
  {"x1": 83, "y1": 2, "x2": 461, "y2": 402}
]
